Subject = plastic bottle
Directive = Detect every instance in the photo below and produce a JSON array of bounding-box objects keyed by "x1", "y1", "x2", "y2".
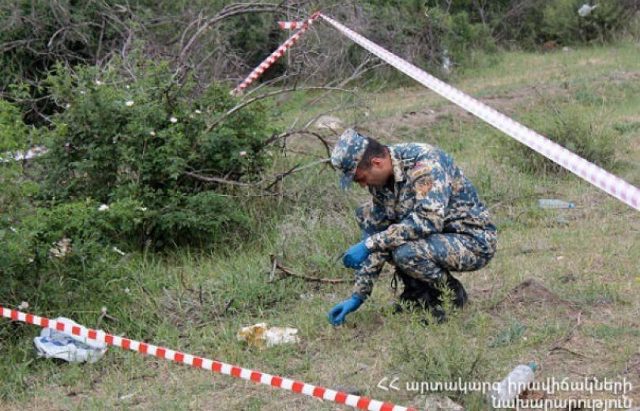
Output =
[
  {"x1": 538, "y1": 199, "x2": 575, "y2": 209},
  {"x1": 488, "y1": 362, "x2": 537, "y2": 408}
]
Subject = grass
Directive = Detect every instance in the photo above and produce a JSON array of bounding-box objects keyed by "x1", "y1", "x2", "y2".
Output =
[{"x1": 2, "y1": 41, "x2": 640, "y2": 410}]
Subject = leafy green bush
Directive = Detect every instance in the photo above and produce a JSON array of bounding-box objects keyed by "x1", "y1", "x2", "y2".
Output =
[
  {"x1": 501, "y1": 105, "x2": 619, "y2": 175},
  {"x1": 541, "y1": 0, "x2": 636, "y2": 44},
  {"x1": 0, "y1": 203, "x2": 138, "y2": 353},
  {"x1": 39, "y1": 59, "x2": 277, "y2": 248},
  {"x1": 0, "y1": 100, "x2": 40, "y2": 223},
  {"x1": 0, "y1": 100, "x2": 28, "y2": 150},
  {"x1": 361, "y1": 0, "x2": 497, "y2": 77}
]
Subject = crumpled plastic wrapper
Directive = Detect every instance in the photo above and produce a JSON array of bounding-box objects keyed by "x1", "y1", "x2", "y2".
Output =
[
  {"x1": 237, "y1": 323, "x2": 299, "y2": 348},
  {"x1": 34, "y1": 317, "x2": 108, "y2": 363}
]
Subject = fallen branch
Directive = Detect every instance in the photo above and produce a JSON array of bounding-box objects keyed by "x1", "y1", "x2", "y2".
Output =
[
  {"x1": 184, "y1": 158, "x2": 330, "y2": 191},
  {"x1": 269, "y1": 255, "x2": 347, "y2": 284},
  {"x1": 263, "y1": 129, "x2": 334, "y2": 158},
  {"x1": 183, "y1": 171, "x2": 249, "y2": 186},
  {"x1": 206, "y1": 86, "x2": 355, "y2": 132},
  {"x1": 265, "y1": 158, "x2": 330, "y2": 190}
]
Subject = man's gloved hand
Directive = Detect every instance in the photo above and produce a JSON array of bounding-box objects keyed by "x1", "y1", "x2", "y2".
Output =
[
  {"x1": 342, "y1": 241, "x2": 371, "y2": 269},
  {"x1": 327, "y1": 294, "x2": 364, "y2": 326}
]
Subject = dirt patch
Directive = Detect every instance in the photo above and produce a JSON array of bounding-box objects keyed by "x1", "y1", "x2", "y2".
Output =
[
  {"x1": 159, "y1": 287, "x2": 234, "y2": 331},
  {"x1": 363, "y1": 71, "x2": 640, "y2": 140},
  {"x1": 364, "y1": 83, "x2": 562, "y2": 140},
  {"x1": 623, "y1": 353, "x2": 640, "y2": 376},
  {"x1": 492, "y1": 278, "x2": 578, "y2": 312}
]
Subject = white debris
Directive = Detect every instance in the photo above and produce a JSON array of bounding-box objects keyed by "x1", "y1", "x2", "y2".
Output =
[
  {"x1": 18, "y1": 301, "x2": 29, "y2": 310},
  {"x1": 239, "y1": 151, "x2": 247, "y2": 157},
  {"x1": 169, "y1": 116, "x2": 178, "y2": 123},
  {"x1": 578, "y1": 3, "x2": 598, "y2": 17},
  {"x1": 237, "y1": 323, "x2": 300, "y2": 348},
  {"x1": 442, "y1": 49, "x2": 452, "y2": 74},
  {"x1": 0, "y1": 145, "x2": 48, "y2": 163},
  {"x1": 98, "y1": 204, "x2": 109, "y2": 211},
  {"x1": 33, "y1": 317, "x2": 108, "y2": 363},
  {"x1": 125, "y1": 100, "x2": 134, "y2": 107},
  {"x1": 49, "y1": 238, "x2": 72, "y2": 258},
  {"x1": 112, "y1": 246, "x2": 126, "y2": 256}
]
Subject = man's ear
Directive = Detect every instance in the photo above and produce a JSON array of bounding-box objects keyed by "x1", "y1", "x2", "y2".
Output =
[{"x1": 370, "y1": 157, "x2": 384, "y2": 168}]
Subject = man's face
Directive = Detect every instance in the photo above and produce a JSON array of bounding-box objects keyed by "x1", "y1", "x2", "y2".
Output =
[{"x1": 353, "y1": 157, "x2": 391, "y2": 188}]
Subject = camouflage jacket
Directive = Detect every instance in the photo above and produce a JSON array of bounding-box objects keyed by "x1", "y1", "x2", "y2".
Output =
[{"x1": 353, "y1": 143, "x2": 496, "y2": 299}]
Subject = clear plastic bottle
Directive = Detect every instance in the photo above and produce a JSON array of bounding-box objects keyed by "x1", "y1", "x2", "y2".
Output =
[
  {"x1": 488, "y1": 362, "x2": 537, "y2": 408},
  {"x1": 538, "y1": 199, "x2": 575, "y2": 209}
]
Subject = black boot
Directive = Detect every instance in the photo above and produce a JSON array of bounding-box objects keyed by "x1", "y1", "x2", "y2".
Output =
[
  {"x1": 392, "y1": 270, "x2": 447, "y2": 323},
  {"x1": 443, "y1": 272, "x2": 468, "y2": 309},
  {"x1": 392, "y1": 270, "x2": 469, "y2": 323}
]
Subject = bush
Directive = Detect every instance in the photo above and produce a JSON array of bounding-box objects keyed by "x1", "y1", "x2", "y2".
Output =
[
  {"x1": 391, "y1": 313, "x2": 488, "y2": 403},
  {"x1": 0, "y1": 203, "x2": 138, "y2": 352},
  {"x1": 39, "y1": 59, "x2": 277, "y2": 249},
  {"x1": 501, "y1": 105, "x2": 619, "y2": 175},
  {"x1": 541, "y1": 0, "x2": 636, "y2": 44},
  {"x1": 0, "y1": 100, "x2": 40, "y2": 223},
  {"x1": 360, "y1": 1, "x2": 497, "y2": 77}
]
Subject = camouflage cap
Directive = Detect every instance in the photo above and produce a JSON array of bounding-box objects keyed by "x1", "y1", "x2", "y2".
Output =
[{"x1": 330, "y1": 128, "x2": 369, "y2": 189}]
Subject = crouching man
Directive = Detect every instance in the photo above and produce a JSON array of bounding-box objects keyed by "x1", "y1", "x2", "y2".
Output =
[{"x1": 327, "y1": 129, "x2": 497, "y2": 325}]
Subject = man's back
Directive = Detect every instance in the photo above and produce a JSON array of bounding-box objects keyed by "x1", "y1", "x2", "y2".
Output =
[{"x1": 369, "y1": 142, "x2": 493, "y2": 239}]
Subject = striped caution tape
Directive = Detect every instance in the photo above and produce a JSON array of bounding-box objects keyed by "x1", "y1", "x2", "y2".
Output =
[
  {"x1": 317, "y1": 13, "x2": 640, "y2": 211},
  {"x1": 278, "y1": 20, "x2": 308, "y2": 30},
  {"x1": 1, "y1": 306, "x2": 416, "y2": 411},
  {"x1": 232, "y1": 12, "x2": 321, "y2": 95}
]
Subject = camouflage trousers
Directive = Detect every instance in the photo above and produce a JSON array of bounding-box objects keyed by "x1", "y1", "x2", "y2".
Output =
[
  {"x1": 355, "y1": 205, "x2": 496, "y2": 286},
  {"x1": 390, "y1": 233, "x2": 494, "y2": 282}
]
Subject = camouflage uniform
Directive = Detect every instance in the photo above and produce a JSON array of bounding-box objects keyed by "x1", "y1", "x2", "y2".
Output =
[{"x1": 331, "y1": 129, "x2": 497, "y2": 301}]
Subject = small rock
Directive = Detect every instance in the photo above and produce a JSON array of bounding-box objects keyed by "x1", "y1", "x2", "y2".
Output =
[
  {"x1": 334, "y1": 386, "x2": 364, "y2": 396},
  {"x1": 423, "y1": 395, "x2": 464, "y2": 411},
  {"x1": 313, "y1": 115, "x2": 343, "y2": 130}
]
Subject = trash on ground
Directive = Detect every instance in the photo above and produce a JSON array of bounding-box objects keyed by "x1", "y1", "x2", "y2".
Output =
[
  {"x1": 537, "y1": 199, "x2": 575, "y2": 209},
  {"x1": 237, "y1": 323, "x2": 299, "y2": 348},
  {"x1": 0, "y1": 145, "x2": 48, "y2": 163},
  {"x1": 33, "y1": 317, "x2": 108, "y2": 363},
  {"x1": 488, "y1": 362, "x2": 537, "y2": 408}
]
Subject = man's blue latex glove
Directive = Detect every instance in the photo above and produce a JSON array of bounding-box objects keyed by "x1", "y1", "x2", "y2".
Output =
[
  {"x1": 327, "y1": 295, "x2": 364, "y2": 326},
  {"x1": 342, "y1": 241, "x2": 371, "y2": 269}
]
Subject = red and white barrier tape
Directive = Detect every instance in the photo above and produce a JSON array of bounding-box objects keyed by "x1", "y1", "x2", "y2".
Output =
[
  {"x1": 318, "y1": 14, "x2": 640, "y2": 211},
  {"x1": 232, "y1": 12, "x2": 321, "y2": 95},
  {"x1": 1, "y1": 307, "x2": 415, "y2": 411},
  {"x1": 278, "y1": 20, "x2": 307, "y2": 30}
]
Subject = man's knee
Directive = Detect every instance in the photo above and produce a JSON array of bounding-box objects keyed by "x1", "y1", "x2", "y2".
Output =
[
  {"x1": 392, "y1": 242, "x2": 444, "y2": 282},
  {"x1": 391, "y1": 243, "x2": 417, "y2": 270}
]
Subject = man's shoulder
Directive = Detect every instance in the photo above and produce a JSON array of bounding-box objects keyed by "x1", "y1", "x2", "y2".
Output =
[
  {"x1": 391, "y1": 142, "x2": 436, "y2": 158},
  {"x1": 392, "y1": 143, "x2": 448, "y2": 172}
]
